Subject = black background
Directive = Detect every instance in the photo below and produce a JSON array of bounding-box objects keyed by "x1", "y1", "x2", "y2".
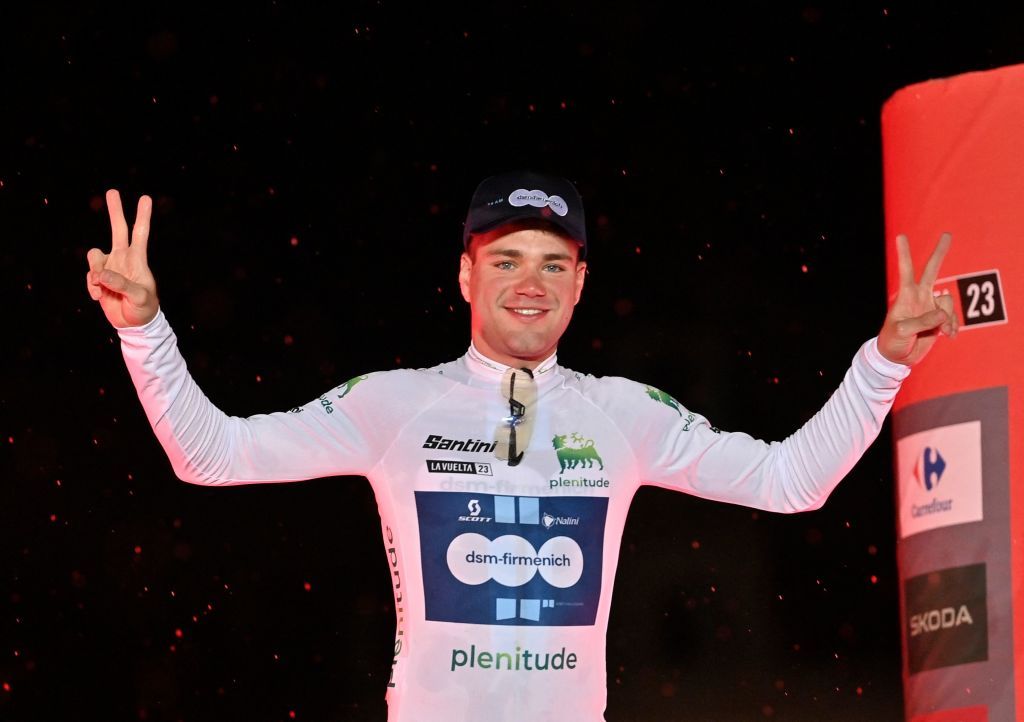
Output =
[{"x1": 3, "y1": 3, "x2": 1023, "y2": 720}]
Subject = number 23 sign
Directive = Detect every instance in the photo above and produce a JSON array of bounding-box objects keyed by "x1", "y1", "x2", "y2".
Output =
[{"x1": 932, "y1": 269, "x2": 1008, "y2": 330}]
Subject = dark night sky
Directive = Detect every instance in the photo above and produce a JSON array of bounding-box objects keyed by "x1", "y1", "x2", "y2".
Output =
[{"x1": 3, "y1": 3, "x2": 1023, "y2": 721}]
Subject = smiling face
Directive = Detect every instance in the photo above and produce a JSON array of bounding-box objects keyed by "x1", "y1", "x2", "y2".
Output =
[{"x1": 459, "y1": 222, "x2": 587, "y2": 368}]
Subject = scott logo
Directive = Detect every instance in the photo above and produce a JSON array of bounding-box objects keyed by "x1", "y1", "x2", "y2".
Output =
[
  {"x1": 914, "y1": 446, "x2": 947, "y2": 491},
  {"x1": 458, "y1": 498, "x2": 492, "y2": 523},
  {"x1": 552, "y1": 433, "x2": 604, "y2": 472},
  {"x1": 910, "y1": 605, "x2": 974, "y2": 636}
]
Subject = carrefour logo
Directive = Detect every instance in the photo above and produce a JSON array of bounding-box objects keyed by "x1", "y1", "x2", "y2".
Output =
[
  {"x1": 447, "y1": 533, "x2": 584, "y2": 589},
  {"x1": 914, "y1": 447, "x2": 947, "y2": 491},
  {"x1": 897, "y1": 421, "x2": 983, "y2": 539}
]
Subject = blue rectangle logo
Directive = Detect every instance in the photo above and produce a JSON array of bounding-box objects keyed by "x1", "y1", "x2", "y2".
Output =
[{"x1": 415, "y1": 492, "x2": 608, "y2": 626}]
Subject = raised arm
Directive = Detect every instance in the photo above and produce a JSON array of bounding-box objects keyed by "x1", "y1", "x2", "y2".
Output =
[
  {"x1": 87, "y1": 190, "x2": 385, "y2": 485},
  {"x1": 620, "y1": 233, "x2": 956, "y2": 512}
]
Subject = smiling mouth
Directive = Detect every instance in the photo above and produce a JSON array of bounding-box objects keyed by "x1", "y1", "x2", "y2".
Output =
[{"x1": 507, "y1": 308, "x2": 547, "y2": 316}]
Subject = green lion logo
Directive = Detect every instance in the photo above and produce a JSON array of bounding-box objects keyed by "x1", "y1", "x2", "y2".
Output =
[
  {"x1": 336, "y1": 374, "x2": 369, "y2": 399},
  {"x1": 552, "y1": 433, "x2": 604, "y2": 472},
  {"x1": 645, "y1": 385, "x2": 682, "y2": 416}
]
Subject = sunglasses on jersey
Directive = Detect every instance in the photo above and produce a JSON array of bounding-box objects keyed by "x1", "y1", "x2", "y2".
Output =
[{"x1": 495, "y1": 367, "x2": 537, "y2": 467}]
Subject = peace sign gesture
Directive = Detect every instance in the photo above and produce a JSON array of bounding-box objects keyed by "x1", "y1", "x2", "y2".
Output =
[
  {"x1": 86, "y1": 189, "x2": 160, "y2": 328},
  {"x1": 877, "y1": 232, "x2": 957, "y2": 366}
]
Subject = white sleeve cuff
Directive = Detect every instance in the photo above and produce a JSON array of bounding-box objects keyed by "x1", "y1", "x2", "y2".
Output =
[
  {"x1": 862, "y1": 336, "x2": 912, "y2": 383},
  {"x1": 115, "y1": 306, "x2": 167, "y2": 336}
]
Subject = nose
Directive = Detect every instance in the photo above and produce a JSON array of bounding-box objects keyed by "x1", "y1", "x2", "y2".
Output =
[{"x1": 514, "y1": 267, "x2": 547, "y2": 297}]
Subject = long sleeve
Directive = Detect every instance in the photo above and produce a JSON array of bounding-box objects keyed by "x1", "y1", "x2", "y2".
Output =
[
  {"x1": 591, "y1": 338, "x2": 909, "y2": 512},
  {"x1": 116, "y1": 307, "x2": 390, "y2": 485}
]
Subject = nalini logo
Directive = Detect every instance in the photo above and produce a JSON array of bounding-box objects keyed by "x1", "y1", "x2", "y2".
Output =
[
  {"x1": 914, "y1": 447, "x2": 947, "y2": 491},
  {"x1": 552, "y1": 433, "x2": 604, "y2": 472},
  {"x1": 508, "y1": 188, "x2": 569, "y2": 217},
  {"x1": 542, "y1": 512, "x2": 580, "y2": 530}
]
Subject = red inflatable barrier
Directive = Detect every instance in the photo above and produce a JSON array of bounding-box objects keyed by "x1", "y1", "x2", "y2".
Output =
[{"x1": 883, "y1": 64, "x2": 1024, "y2": 721}]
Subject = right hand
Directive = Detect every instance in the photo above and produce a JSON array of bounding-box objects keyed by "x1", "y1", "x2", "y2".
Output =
[{"x1": 86, "y1": 189, "x2": 160, "y2": 328}]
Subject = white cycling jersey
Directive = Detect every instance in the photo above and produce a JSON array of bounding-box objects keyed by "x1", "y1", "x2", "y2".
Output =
[{"x1": 117, "y1": 308, "x2": 909, "y2": 721}]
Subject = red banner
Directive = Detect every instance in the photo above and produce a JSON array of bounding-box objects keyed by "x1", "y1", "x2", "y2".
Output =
[{"x1": 884, "y1": 64, "x2": 1024, "y2": 721}]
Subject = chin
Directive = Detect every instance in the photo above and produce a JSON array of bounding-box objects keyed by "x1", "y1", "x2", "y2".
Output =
[{"x1": 503, "y1": 336, "x2": 555, "y2": 360}]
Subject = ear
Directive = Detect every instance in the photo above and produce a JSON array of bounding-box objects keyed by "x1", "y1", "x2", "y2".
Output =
[
  {"x1": 573, "y1": 261, "x2": 587, "y2": 305},
  {"x1": 458, "y1": 251, "x2": 473, "y2": 303}
]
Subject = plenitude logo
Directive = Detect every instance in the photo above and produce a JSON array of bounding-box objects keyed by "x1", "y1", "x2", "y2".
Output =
[
  {"x1": 896, "y1": 421, "x2": 983, "y2": 538},
  {"x1": 450, "y1": 644, "x2": 578, "y2": 672}
]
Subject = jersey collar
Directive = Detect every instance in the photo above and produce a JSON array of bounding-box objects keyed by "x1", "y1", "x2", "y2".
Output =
[{"x1": 464, "y1": 342, "x2": 560, "y2": 387}]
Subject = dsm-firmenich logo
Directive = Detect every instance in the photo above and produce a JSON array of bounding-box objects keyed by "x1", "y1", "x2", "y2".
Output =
[{"x1": 897, "y1": 421, "x2": 983, "y2": 539}]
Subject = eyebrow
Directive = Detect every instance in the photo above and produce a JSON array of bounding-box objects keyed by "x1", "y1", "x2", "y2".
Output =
[{"x1": 486, "y1": 248, "x2": 575, "y2": 262}]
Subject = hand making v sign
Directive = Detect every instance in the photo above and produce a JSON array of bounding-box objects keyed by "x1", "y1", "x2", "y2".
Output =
[
  {"x1": 877, "y1": 232, "x2": 958, "y2": 366},
  {"x1": 86, "y1": 190, "x2": 160, "y2": 329}
]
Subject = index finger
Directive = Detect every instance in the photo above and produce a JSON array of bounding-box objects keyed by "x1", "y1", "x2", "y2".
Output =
[
  {"x1": 106, "y1": 189, "x2": 129, "y2": 250},
  {"x1": 919, "y1": 232, "x2": 952, "y2": 288},
  {"x1": 896, "y1": 234, "x2": 915, "y2": 287}
]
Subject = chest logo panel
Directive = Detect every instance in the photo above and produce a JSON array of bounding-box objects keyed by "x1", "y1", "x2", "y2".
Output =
[{"x1": 415, "y1": 492, "x2": 608, "y2": 626}]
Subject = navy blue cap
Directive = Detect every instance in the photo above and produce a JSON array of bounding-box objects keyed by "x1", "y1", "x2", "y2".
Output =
[{"x1": 463, "y1": 170, "x2": 587, "y2": 257}]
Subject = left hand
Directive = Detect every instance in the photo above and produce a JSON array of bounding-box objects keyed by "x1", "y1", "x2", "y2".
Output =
[{"x1": 877, "y1": 232, "x2": 958, "y2": 366}]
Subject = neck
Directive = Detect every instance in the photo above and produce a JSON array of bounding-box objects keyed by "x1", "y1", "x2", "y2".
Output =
[{"x1": 470, "y1": 338, "x2": 556, "y2": 370}]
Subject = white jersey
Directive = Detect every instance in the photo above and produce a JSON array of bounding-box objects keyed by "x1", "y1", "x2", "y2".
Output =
[{"x1": 117, "y1": 308, "x2": 909, "y2": 721}]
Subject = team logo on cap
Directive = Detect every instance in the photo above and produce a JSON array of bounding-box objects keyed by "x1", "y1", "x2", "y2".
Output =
[{"x1": 508, "y1": 189, "x2": 569, "y2": 217}]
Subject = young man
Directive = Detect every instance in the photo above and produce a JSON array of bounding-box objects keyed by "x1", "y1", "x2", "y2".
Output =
[{"x1": 86, "y1": 171, "x2": 956, "y2": 721}]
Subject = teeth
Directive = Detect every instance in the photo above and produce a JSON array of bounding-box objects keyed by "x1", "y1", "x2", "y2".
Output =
[{"x1": 511, "y1": 309, "x2": 543, "y2": 315}]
